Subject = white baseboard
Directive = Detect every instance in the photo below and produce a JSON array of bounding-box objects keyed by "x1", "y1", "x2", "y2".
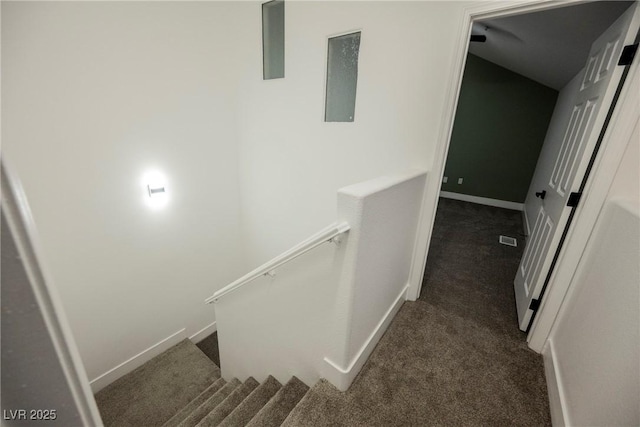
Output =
[
  {"x1": 89, "y1": 328, "x2": 187, "y2": 393},
  {"x1": 440, "y1": 191, "x2": 524, "y2": 211},
  {"x1": 189, "y1": 321, "x2": 217, "y2": 344},
  {"x1": 323, "y1": 284, "x2": 407, "y2": 391},
  {"x1": 543, "y1": 340, "x2": 570, "y2": 427}
]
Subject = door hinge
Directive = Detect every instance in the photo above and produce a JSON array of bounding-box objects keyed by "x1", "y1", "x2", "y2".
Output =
[
  {"x1": 618, "y1": 43, "x2": 638, "y2": 66},
  {"x1": 529, "y1": 298, "x2": 541, "y2": 312},
  {"x1": 567, "y1": 192, "x2": 582, "y2": 207}
]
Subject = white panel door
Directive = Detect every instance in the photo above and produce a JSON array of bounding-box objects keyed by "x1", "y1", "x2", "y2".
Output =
[{"x1": 514, "y1": 3, "x2": 640, "y2": 331}]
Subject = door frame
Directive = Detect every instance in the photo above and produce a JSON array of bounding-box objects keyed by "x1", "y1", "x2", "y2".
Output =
[
  {"x1": 1, "y1": 161, "x2": 104, "y2": 426},
  {"x1": 406, "y1": 0, "x2": 640, "y2": 352}
]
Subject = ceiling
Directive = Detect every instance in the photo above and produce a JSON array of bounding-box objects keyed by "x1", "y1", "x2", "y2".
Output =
[{"x1": 468, "y1": 1, "x2": 634, "y2": 90}]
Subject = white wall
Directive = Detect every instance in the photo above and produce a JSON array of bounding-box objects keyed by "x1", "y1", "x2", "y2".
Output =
[
  {"x1": 215, "y1": 234, "x2": 344, "y2": 387},
  {"x1": 524, "y1": 69, "x2": 583, "y2": 235},
  {"x1": 545, "y1": 117, "x2": 639, "y2": 425},
  {"x1": 235, "y1": 1, "x2": 473, "y2": 268},
  {"x1": 325, "y1": 171, "x2": 426, "y2": 390},
  {"x1": 2, "y1": 1, "x2": 250, "y2": 390}
]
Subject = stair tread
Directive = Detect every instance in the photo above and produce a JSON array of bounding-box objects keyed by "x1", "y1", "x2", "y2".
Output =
[
  {"x1": 163, "y1": 378, "x2": 227, "y2": 427},
  {"x1": 196, "y1": 377, "x2": 260, "y2": 427},
  {"x1": 177, "y1": 378, "x2": 241, "y2": 427},
  {"x1": 245, "y1": 377, "x2": 309, "y2": 427},
  {"x1": 95, "y1": 339, "x2": 220, "y2": 427},
  {"x1": 218, "y1": 376, "x2": 282, "y2": 427}
]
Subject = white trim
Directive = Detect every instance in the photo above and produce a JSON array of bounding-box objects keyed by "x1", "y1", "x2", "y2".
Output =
[
  {"x1": 1, "y1": 161, "x2": 104, "y2": 427},
  {"x1": 323, "y1": 284, "x2": 407, "y2": 391},
  {"x1": 543, "y1": 340, "x2": 570, "y2": 427},
  {"x1": 439, "y1": 191, "x2": 524, "y2": 211},
  {"x1": 189, "y1": 321, "x2": 217, "y2": 344},
  {"x1": 89, "y1": 329, "x2": 187, "y2": 393},
  {"x1": 325, "y1": 27, "x2": 363, "y2": 40}
]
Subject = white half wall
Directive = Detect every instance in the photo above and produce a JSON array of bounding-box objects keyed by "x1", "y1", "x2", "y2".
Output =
[
  {"x1": 325, "y1": 171, "x2": 427, "y2": 390},
  {"x1": 2, "y1": 2, "x2": 249, "y2": 390},
  {"x1": 215, "y1": 237, "x2": 344, "y2": 387},
  {"x1": 215, "y1": 171, "x2": 425, "y2": 391}
]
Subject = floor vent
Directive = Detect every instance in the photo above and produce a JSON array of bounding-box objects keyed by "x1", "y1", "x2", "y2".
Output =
[{"x1": 499, "y1": 235, "x2": 517, "y2": 247}]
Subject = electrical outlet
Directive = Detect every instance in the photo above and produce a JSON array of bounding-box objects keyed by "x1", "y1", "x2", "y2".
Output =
[
  {"x1": 443, "y1": 176, "x2": 448, "y2": 183},
  {"x1": 458, "y1": 178, "x2": 463, "y2": 184}
]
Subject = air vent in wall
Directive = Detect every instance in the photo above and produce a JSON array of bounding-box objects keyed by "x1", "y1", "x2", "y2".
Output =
[{"x1": 499, "y1": 235, "x2": 517, "y2": 247}]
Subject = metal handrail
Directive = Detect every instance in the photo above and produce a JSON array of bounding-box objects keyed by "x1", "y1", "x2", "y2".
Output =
[{"x1": 205, "y1": 221, "x2": 350, "y2": 304}]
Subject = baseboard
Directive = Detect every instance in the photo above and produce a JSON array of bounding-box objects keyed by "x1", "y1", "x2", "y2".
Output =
[
  {"x1": 323, "y1": 284, "x2": 408, "y2": 391},
  {"x1": 542, "y1": 340, "x2": 570, "y2": 426},
  {"x1": 89, "y1": 328, "x2": 187, "y2": 393},
  {"x1": 189, "y1": 321, "x2": 217, "y2": 344},
  {"x1": 440, "y1": 191, "x2": 524, "y2": 211}
]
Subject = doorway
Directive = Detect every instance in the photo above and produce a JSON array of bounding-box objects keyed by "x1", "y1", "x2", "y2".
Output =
[{"x1": 416, "y1": 0, "x2": 639, "y2": 342}]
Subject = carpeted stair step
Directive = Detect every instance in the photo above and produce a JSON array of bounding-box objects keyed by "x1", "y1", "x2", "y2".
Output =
[
  {"x1": 196, "y1": 377, "x2": 259, "y2": 427},
  {"x1": 218, "y1": 376, "x2": 282, "y2": 427},
  {"x1": 95, "y1": 339, "x2": 221, "y2": 427},
  {"x1": 163, "y1": 378, "x2": 227, "y2": 427},
  {"x1": 245, "y1": 377, "x2": 309, "y2": 427},
  {"x1": 177, "y1": 378, "x2": 241, "y2": 427},
  {"x1": 279, "y1": 379, "x2": 336, "y2": 427}
]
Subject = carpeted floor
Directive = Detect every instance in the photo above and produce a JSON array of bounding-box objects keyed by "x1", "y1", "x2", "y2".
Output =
[
  {"x1": 419, "y1": 197, "x2": 528, "y2": 337},
  {"x1": 283, "y1": 198, "x2": 551, "y2": 426},
  {"x1": 95, "y1": 339, "x2": 220, "y2": 426}
]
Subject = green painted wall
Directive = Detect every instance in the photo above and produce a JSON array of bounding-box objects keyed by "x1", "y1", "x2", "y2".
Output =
[{"x1": 441, "y1": 54, "x2": 558, "y2": 203}]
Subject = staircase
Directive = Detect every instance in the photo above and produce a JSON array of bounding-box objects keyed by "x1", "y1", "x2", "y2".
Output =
[
  {"x1": 94, "y1": 338, "x2": 312, "y2": 427},
  {"x1": 95, "y1": 295, "x2": 551, "y2": 426},
  {"x1": 164, "y1": 375, "x2": 309, "y2": 427}
]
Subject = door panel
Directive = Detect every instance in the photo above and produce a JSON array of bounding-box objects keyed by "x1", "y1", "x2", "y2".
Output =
[
  {"x1": 515, "y1": 206, "x2": 554, "y2": 327},
  {"x1": 520, "y1": 208, "x2": 544, "y2": 293},
  {"x1": 525, "y1": 215, "x2": 554, "y2": 295},
  {"x1": 515, "y1": 3, "x2": 639, "y2": 330}
]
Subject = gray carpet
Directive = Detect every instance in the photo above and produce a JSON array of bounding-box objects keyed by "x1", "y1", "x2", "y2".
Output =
[
  {"x1": 246, "y1": 377, "x2": 309, "y2": 427},
  {"x1": 282, "y1": 198, "x2": 551, "y2": 426},
  {"x1": 218, "y1": 376, "x2": 282, "y2": 427},
  {"x1": 176, "y1": 378, "x2": 241, "y2": 427},
  {"x1": 164, "y1": 378, "x2": 227, "y2": 427},
  {"x1": 197, "y1": 377, "x2": 259, "y2": 427},
  {"x1": 420, "y1": 197, "x2": 528, "y2": 337},
  {"x1": 95, "y1": 339, "x2": 220, "y2": 426}
]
